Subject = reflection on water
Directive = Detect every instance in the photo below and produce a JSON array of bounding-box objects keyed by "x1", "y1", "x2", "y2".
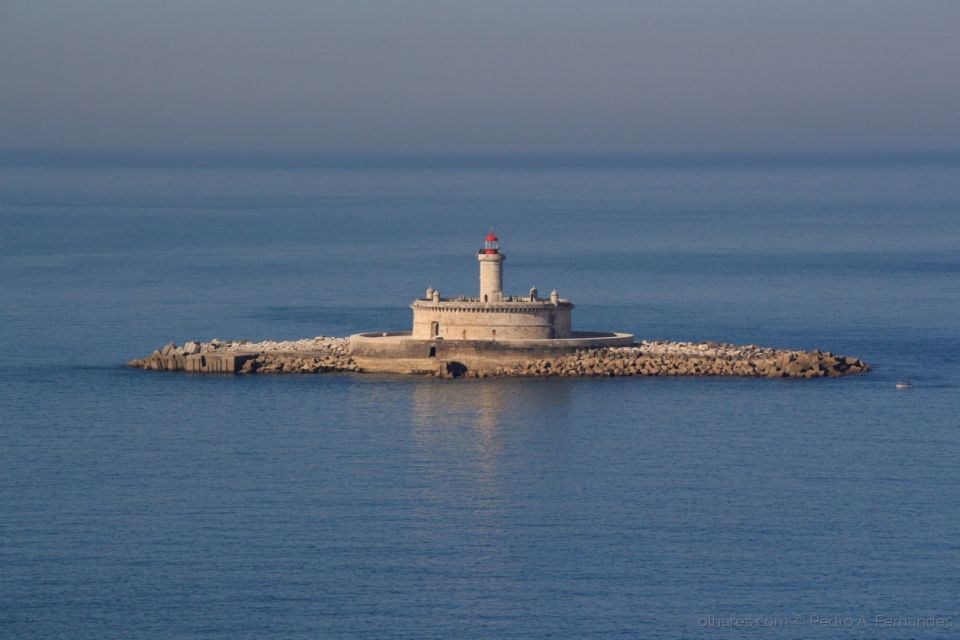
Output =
[
  {"x1": 411, "y1": 379, "x2": 572, "y2": 465},
  {"x1": 409, "y1": 379, "x2": 573, "y2": 530},
  {"x1": 412, "y1": 380, "x2": 507, "y2": 476}
]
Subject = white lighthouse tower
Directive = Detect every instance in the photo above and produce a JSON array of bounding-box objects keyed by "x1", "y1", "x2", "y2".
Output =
[{"x1": 477, "y1": 229, "x2": 505, "y2": 303}]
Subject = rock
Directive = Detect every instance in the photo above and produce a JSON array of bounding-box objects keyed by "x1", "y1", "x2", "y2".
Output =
[
  {"x1": 784, "y1": 361, "x2": 804, "y2": 377},
  {"x1": 795, "y1": 352, "x2": 817, "y2": 369},
  {"x1": 183, "y1": 341, "x2": 201, "y2": 355}
]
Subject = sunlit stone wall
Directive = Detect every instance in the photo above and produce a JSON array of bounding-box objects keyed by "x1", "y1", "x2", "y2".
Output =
[{"x1": 410, "y1": 300, "x2": 574, "y2": 340}]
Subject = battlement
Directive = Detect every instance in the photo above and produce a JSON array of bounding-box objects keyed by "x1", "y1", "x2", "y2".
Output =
[{"x1": 412, "y1": 297, "x2": 572, "y2": 308}]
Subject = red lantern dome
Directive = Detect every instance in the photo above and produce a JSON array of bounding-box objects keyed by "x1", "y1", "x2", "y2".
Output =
[{"x1": 482, "y1": 229, "x2": 500, "y2": 254}]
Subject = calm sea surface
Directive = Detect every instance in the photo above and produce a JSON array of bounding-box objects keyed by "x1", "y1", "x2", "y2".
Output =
[{"x1": 1, "y1": 153, "x2": 959, "y2": 639}]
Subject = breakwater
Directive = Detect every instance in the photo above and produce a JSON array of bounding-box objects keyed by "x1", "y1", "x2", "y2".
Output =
[
  {"x1": 473, "y1": 341, "x2": 868, "y2": 379},
  {"x1": 128, "y1": 337, "x2": 358, "y2": 373},
  {"x1": 128, "y1": 337, "x2": 869, "y2": 379}
]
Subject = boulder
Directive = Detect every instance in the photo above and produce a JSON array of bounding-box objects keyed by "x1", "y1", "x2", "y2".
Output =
[
  {"x1": 795, "y1": 352, "x2": 817, "y2": 369},
  {"x1": 785, "y1": 361, "x2": 804, "y2": 377}
]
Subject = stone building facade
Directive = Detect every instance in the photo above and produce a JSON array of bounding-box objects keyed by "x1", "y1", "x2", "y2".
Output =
[{"x1": 410, "y1": 231, "x2": 574, "y2": 341}]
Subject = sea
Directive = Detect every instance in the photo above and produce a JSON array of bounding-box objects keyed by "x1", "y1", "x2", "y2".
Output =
[{"x1": 1, "y1": 152, "x2": 958, "y2": 639}]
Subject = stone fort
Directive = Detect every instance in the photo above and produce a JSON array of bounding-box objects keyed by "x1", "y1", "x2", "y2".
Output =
[
  {"x1": 411, "y1": 230, "x2": 573, "y2": 341},
  {"x1": 349, "y1": 231, "x2": 633, "y2": 374}
]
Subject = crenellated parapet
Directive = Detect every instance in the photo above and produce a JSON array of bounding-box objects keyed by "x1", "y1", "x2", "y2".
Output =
[{"x1": 410, "y1": 300, "x2": 573, "y2": 313}]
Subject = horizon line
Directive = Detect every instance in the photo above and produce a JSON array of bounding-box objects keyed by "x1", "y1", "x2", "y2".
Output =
[
  {"x1": 2, "y1": 147, "x2": 959, "y2": 168},
  {"x1": 3, "y1": 147, "x2": 960, "y2": 155}
]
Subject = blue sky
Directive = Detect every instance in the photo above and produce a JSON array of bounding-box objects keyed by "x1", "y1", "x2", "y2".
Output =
[{"x1": 1, "y1": 0, "x2": 958, "y2": 153}]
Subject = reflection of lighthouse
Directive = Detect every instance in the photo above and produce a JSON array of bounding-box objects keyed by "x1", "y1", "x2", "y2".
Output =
[
  {"x1": 477, "y1": 230, "x2": 505, "y2": 303},
  {"x1": 410, "y1": 380, "x2": 573, "y2": 468}
]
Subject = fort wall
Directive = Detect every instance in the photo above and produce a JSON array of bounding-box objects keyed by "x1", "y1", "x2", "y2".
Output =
[
  {"x1": 410, "y1": 300, "x2": 574, "y2": 340},
  {"x1": 349, "y1": 330, "x2": 633, "y2": 374}
]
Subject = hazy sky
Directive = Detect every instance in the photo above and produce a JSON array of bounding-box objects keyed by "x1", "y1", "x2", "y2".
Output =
[{"x1": 1, "y1": 0, "x2": 958, "y2": 153}]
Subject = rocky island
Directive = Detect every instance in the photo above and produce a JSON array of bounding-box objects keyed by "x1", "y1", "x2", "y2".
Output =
[
  {"x1": 129, "y1": 232, "x2": 869, "y2": 379},
  {"x1": 129, "y1": 337, "x2": 869, "y2": 379}
]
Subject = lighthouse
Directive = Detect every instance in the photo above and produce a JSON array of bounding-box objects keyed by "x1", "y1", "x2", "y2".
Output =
[{"x1": 477, "y1": 230, "x2": 505, "y2": 303}]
